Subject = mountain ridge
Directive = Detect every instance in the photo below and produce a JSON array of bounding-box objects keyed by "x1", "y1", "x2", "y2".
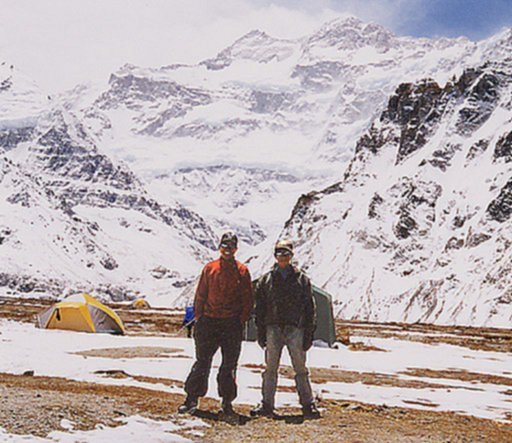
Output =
[
  {"x1": 1, "y1": 17, "x2": 512, "y2": 321},
  {"x1": 282, "y1": 59, "x2": 512, "y2": 326}
]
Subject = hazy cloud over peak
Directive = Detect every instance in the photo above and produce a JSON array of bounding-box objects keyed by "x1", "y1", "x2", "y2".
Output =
[{"x1": 0, "y1": 0, "x2": 511, "y2": 93}]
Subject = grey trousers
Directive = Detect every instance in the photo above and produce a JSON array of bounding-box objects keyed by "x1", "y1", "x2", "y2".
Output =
[{"x1": 262, "y1": 325, "x2": 314, "y2": 409}]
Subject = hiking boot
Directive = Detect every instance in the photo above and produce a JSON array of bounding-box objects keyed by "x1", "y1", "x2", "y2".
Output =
[
  {"x1": 178, "y1": 396, "x2": 198, "y2": 414},
  {"x1": 302, "y1": 402, "x2": 320, "y2": 419},
  {"x1": 221, "y1": 401, "x2": 236, "y2": 416},
  {"x1": 250, "y1": 402, "x2": 275, "y2": 418}
]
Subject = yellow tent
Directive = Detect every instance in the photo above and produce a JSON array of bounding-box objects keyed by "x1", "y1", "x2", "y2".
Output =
[
  {"x1": 131, "y1": 298, "x2": 150, "y2": 309},
  {"x1": 36, "y1": 293, "x2": 125, "y2": 335}
]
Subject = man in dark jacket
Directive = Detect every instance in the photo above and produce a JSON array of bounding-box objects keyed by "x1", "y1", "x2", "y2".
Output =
[
  {"x1": 251, "y1": 239, "x2": 319, "y2": 419},
  {"x1": 178, "y1": 232, "x2": 253, "y2": 416}
]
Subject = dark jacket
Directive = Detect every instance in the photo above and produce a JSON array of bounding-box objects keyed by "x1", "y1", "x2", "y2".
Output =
[
  {"x1": 194, "y1": 258, "x2": 253, "y2": 323},
  {"x1": 254, "y1": 265, "x2": 316, "y2": 332}
]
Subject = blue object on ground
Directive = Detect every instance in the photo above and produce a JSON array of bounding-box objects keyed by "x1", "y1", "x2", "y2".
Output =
[{"x1": 184, "y1": 306, "x2": 195, "y2": 324}]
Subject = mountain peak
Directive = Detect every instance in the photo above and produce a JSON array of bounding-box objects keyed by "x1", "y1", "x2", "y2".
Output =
[
  {"x1": 321, "y1": 15, "x2": 364, "y2": 30},
  {"x1": 479, "y1": 26, "x2": 512, "y2": 61},
  {"x1": 304, "y1": 15, "x2": 396, "y2": 53},
  {"x1": 200, "y1": 28, "x2": 296, "y2": 70},
  {"x1": 237, "y1": 29, "x2": 272, "y2": 42},
  {"x1": 314, "y1": 15, "x2": 393, "y2": 36}
]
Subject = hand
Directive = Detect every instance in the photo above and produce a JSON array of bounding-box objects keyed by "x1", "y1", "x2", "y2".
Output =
[
  {"x1": 303, "y1": 329, "x2": 314, "y2": 351},
  {"x1": 257, "y1": 330, "x2": 266, "y2": 349}
]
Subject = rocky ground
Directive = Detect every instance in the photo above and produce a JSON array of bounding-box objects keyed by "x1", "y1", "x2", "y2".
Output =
[
  {"x1": 1, "y1": 372, "x2": 510, "y2": 442},
  {"x1": 1, "y1": 296, "x2": 512, "y2": 442}
]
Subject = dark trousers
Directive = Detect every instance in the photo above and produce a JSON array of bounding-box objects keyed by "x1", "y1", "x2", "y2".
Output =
[{"x1": 184, "y1": 316, "x2": 242, "y2": 403}]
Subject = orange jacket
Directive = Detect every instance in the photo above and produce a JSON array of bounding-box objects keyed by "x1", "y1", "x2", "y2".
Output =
[{"x1": 194, "y1": 258, "x2": 253, "y2": 323}]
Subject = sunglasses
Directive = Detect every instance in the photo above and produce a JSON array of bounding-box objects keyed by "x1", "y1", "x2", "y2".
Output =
[{"x1": 274, "y1": 249, "x2": 292, "y2": 257}]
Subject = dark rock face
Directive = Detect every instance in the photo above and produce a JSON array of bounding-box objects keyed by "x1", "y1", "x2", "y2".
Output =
[
  {"x1": 452, "y1": 215, "x2": 467, "y2": 229},
  {"x1": 35, "y1": 121, "x2": 136, "y2": 190},
  {"x1": 7, "y1": 190, "x2": 33, "y2": 207},
  {"x1": 97, "y1": 74, "x2": 211, "y2": 111},
  {"x1": 445, "y1": 236, "x2": 464, "y2": 251},
  {"x1": 368, "y1": 193, "x2": 384, "y2": 219},
  {"x1": 381, "y1": 80, "x2": 445, "y2": 163},
  {"x1": 466, "y1": 139, "x2": 489, "y2": 161},
  {"x1": 455, "y1": 71, "x2": 502, "y2": 135},
  {"x1": 422, "y1": 143, "x2": 461, "y2": 172},
  {"x1": 164, "y1": 206, "x2": 217, "y2": 250},
  {"x1": 357, "y1": 64, "x2": 506, "y2": 166},
  {"x1": 355, "y1": 124, "x2": 397, "y2": 155},
  {"x1": 138, "y1": 106, "x2": 187, "y2": 135},
  {"x1": 288, "y1": 62, "x2": 511, "y2": 246},
  {"x1": 0, "y1": 227, "x2": 12, "y2": 244},
  {"x1": 452, "y1": 68, "x2": 481, "y2": 95},
  {"x1": 284, "y1": 191, "x2": 320, "y2": 238},
  {"x1": 0, "y1": 126, "x2": 35, "y2": 151},
  {"x1": 292, "y1": 61, "x2": 356, "y2": 91},
  {"x1": 466, "y1": 231, "x2": 492, "y2": 248},
  {"x1": 0, "y1": 272, "x2": 64, "y2": 296},
  {"x1": 24, "y1": 114, "x2": 218, "y2": 252},
  {"x1": 0, "y1": 76, "x2": 13, "y2": 91},
  {"x1": 394, "y1": 207, "x2": 417, "y2": 239},
  {"x1": 390, "y1": 179, "x2": 441, "y2": 240},
  {"x1": 100, "y1": 256, "x2": 118, "y2": 271},
  {"x1": 494, "y1": 131, "x2": 512, "y2": 162},
  {"x1": 249, "y1": 90, "x2": 295, "y2": 113},
  {"x1": 173, "y1": 119, "x2": 261, "y2": 139},
  {"x1": 487, "y1": 179, "x2": 512, "y2": 222}
]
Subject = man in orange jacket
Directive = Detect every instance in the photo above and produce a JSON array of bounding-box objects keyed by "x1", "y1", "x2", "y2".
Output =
[{"x1": 178, "y1": 232, "x2": 253, "y2": 416}]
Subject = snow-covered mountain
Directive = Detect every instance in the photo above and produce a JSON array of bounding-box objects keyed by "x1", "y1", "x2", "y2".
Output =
[
  {"x1": 2, "y1": 16, "x2": 512, "y2": 323},
  {"x1": 67, "y1": 17, "x2": 480, "y2": 260},
  {"x1": 282, "y1": 57, "x2": 512, "y2": 327},
  {"x1": 0, "y1": 64, "x2": 216, "y2": 303}
]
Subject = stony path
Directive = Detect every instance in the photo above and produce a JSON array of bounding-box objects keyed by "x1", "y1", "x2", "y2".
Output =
[{"x1": 1, "y1": 373, "x2": 511, "y2": 442}]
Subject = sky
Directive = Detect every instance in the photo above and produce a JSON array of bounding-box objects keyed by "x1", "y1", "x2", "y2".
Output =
[
  {"x1": 1, "y1": 0, "x2": 511, "y2": 93},
  {"x1": 253, "y1": 0, "x2": 512, "y2": 40}
]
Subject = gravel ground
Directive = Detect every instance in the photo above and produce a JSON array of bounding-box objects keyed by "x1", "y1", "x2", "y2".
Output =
[
  {"x1": 1, "y1": 373, "x2": 511, "y2": 442},
  {"x1": 1, "y1": 297, "x2": 512, "y2": 441}
]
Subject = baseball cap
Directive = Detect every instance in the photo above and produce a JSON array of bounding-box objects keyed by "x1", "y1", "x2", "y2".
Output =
[
  {"x1": 219, "y1": 231, "x2": 238, "y2": 249},
  {"x1": 274, "y1": 239, "x2": 293, "y2": 256}
]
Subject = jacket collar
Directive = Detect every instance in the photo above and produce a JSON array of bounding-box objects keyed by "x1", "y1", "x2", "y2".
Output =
[
  {"x1": 220, "y1": 256, "x2": 238, "y2": 269},
  {"x1": 272, "y1": 263, "x2": 297, "y2": 276}
]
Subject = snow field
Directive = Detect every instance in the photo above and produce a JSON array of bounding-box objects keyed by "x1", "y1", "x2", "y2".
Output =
[{"x1": 1, "y1": 319, "x2": 511, "y2": 426}]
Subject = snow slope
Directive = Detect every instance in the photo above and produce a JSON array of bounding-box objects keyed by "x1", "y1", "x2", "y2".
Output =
[
  {"x1": 2, "y1": 17, "x2": 512, "y2": 323},
  {"x1": 282, "y1": 59, "x2": 512, "y2": 327},
  {"x1": 1, "y1": 319, "x2": 511, "y2": 424},
  {"x1": 66, "y1": 17, "x2": 480, "y2": 260},
  {"x1": 0, "y1": 62, "x2": 217, "y2": 304}
]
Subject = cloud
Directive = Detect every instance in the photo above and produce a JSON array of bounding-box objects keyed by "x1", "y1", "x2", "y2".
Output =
[
  {"x1": 250, "y1": 0, "x2": 430, "y2": 35},
  {"x1": 0, "y1": 0, "x2": 507, "y2": 93},
  {"x1": 0, "y1": 0, "x2": 337, "y2": 93}
]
